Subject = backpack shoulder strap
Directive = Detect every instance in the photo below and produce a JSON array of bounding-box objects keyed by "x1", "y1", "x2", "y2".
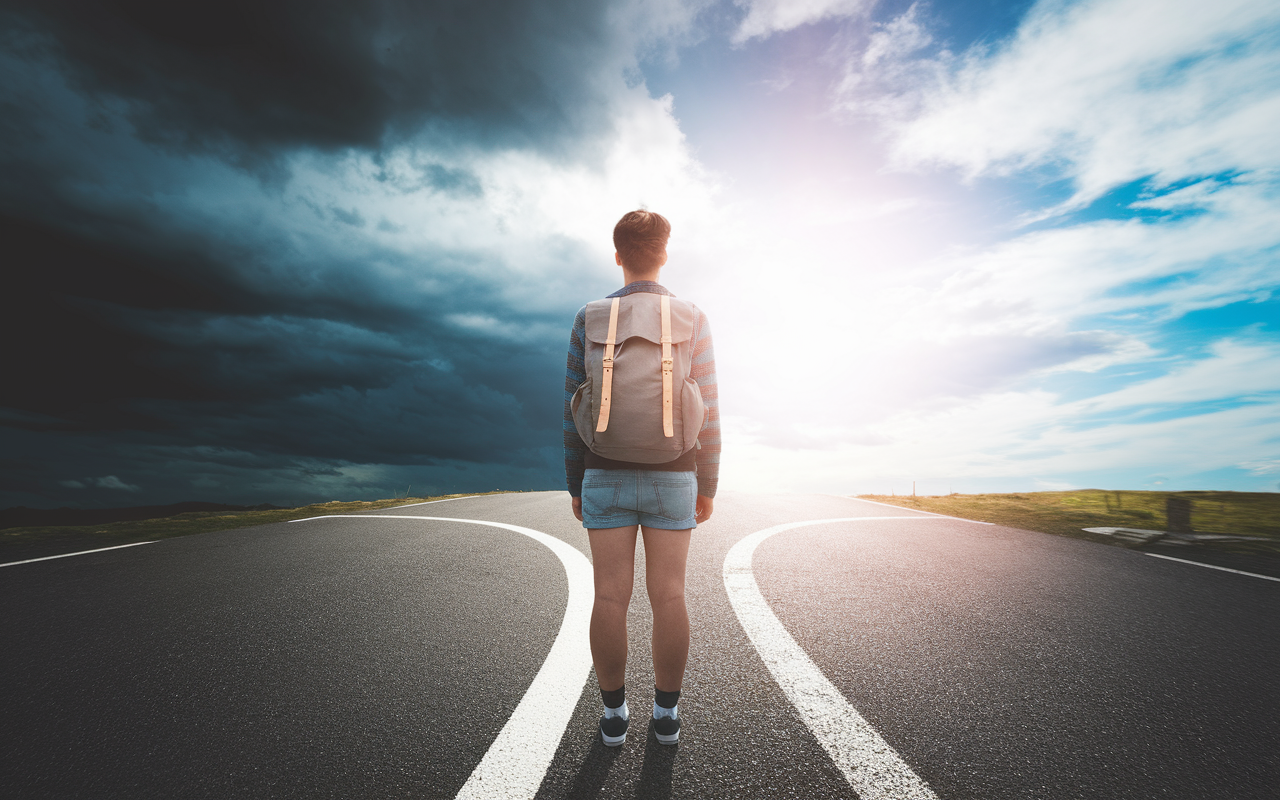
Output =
[
  {"x1": 660, "y1": 294, "x2": 674, "y2": 438},
  {"x1": 595, "y1": 296, "x2": 621, "y2": 433}
]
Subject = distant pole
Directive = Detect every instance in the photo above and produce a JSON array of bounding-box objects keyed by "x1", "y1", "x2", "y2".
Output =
[{"x1": 912, "y1": 480, "x2": 916, "y2": 497}]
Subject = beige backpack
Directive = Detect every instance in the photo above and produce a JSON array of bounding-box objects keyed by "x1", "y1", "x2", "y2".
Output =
[{"x1": 571, "y1": 292, "x2": 707, "y2": 463}]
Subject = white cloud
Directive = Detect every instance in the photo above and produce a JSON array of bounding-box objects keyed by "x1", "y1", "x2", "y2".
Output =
[
  {"x1": 1077, "y1": 339, "x2": 1280, "y2": 411},
  {"x1": 733, "y1": 0, "x2": 874, "y2": 44},
  {"x1": 713, "y1": 0, "x2": 1280, "y2": 494},
  {"x1": 835, "y1": 2, "x2": 946, "y2": 118},
  {"x1": 758, "y1": 76, "x2": 795, "y2": 93},
  {"x1": 253, "y1": 87, "x2": 725, "y2": 324},
  {"x1": 881, "y1": 0, "x2": 1280, "y2": 203},
  {"x1": 723, "y1": 354, "x2": 1280, "y2": 494},
  {"x1": 699, "y1": 175, "x2": 1276, "y2": 455},
  {"x1": 92, "y1": 475, "x2": 141, "y2": 492},
  {"x1": 1033, "y1": 478, "x2": 1080, "y2": 491},
  {"x1": 1240, "y1": 459, "x2": 1280, "y2": 475},
  {"x1": 906, "y1": 180, "x2": 1280, "y2": 338}
]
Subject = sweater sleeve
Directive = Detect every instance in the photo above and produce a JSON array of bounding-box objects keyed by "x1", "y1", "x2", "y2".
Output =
[
  {"x1": 563, "y1": 307, "x2": 588, "y2": 497},
  {"x1": 691, "y1": 307, "x2": 720, "y2": 498}
]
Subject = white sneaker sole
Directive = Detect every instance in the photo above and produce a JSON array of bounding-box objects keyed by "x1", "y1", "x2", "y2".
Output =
[
  {"x1": 601, "y1": 729, "x2": 627, "y2": 747},
  {"x1": 654, "y1": 729, "x2": 679, "y2": 745}
]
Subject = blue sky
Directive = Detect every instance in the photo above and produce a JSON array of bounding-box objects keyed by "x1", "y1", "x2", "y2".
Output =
[{"x1": 1, "y1": 0, "x2": 1277, "y2": 508}]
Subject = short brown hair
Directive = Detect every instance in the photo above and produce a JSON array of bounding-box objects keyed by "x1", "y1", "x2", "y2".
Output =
[{"x1": 613, "y1": 210, "x2": 670, "y2": 271}]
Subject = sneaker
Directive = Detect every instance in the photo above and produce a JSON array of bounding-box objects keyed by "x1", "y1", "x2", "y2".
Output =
[
  {"x1": 652, "y1": 704, "x2": 680, "y2": 745},
  {"x1": 599, "y1": 702, "x2": 629, "y2": 747}
]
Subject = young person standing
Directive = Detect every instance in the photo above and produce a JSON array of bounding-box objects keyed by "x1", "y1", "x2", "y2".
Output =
[{"x1": 563, "y1": 210, "x2": 720, "y2": 746}]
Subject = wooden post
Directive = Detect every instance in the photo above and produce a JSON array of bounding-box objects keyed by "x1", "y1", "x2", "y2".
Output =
[{"x1": 1167, "y1": 496, "x2": 1192, "y2": 533}]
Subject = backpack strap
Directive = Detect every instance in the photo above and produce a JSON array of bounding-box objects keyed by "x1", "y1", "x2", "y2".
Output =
[
  {"x1": 596, "y1": 296, "x2": 621, "y2": 433},
  {"x1": 661, "y1": 294, "x2": 674, "y2": 438}
]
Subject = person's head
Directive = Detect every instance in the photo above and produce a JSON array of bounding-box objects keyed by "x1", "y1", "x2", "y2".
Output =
[{"x1": 613, "y1": 209, "x2": 670, "y2": 276}]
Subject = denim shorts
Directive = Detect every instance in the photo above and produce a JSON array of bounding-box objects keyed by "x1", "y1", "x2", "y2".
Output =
[{"x1": 580, "y1": 469, "x2": 698, "y2": 530}]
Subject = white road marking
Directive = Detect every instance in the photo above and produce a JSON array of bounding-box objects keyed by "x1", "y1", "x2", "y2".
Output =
[
  {"x1": 0, "y1": 540, "x2": 156, "y2": 568},
  {"x1": 1146, "y1": 552, "x2": 1280, "y2": 583},
  {"x1": 384, "y1": 494, "x2": 505, "y2": 510},
  {"x1": 836, "y1": 495, "x2": 996, "y2": 524},
  {"x1": 724, "y1": 517, "x2": 944, "y2": 800},
  {"x1": 0, "y1": 497, "x2": 487, "y2": 569},
  {"x1": 837, "y1": 502, "x2": 1279, "y2": 583},
  {"x1": 291, "y1": 514, "x2": 593, "y2": 800}
]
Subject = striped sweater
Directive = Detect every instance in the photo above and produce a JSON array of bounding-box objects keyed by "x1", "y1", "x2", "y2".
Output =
[{"x1": 563, "y1": 281, "x2": 721, "y2": 498}]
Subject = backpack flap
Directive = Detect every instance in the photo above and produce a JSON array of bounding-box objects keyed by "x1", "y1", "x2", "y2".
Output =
[{"x1": 584, "y1": 292, "x2": 695, "y2": 346}]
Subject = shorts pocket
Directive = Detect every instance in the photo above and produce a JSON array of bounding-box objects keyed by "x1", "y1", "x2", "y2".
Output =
[
  {"x1": 650, "y1": 478, "x2": 694, "y2": 521},
  {"x1": 582, "y1": 476, "x2": 624, "y2": 518}
]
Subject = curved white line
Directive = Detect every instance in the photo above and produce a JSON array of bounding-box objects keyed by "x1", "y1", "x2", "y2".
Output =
[
  {"x1": 292, "y1": 514, "x2": 593, "y2": 800},
  {"x1": 724, "y1": 517, "x2": 942, "y2": 800}
]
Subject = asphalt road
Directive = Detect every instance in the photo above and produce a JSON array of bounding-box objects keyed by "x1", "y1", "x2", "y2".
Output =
[{"x1": 2, "y1": 491, "x2": 1277, "y2": 799}]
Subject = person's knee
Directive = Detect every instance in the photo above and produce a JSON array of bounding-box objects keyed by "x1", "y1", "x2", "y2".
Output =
[
  {"x1": 594, "y1": 585, "x2": 633, "y2": 610},
  {"x1": 646, "y1": 581, "x2": 686, "y2": 611}
]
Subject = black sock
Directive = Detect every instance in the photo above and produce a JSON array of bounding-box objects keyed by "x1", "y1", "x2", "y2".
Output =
[
  {"x1": 654, "y1": 687, "x2": 680, "y2": 710},
  {"x1": 600, "y1": 685, "x2": 626, "y2": 709}
]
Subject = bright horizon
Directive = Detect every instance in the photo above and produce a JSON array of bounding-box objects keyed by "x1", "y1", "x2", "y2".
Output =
[{"x1": 2, "y1": 0, "x2": 1278, "y2": 508}]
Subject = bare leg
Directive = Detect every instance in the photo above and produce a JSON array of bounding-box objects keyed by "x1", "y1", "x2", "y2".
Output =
[
  {"x1": 588, "y1": 525, "x2": 639, "y2": 691},
  {"x1": 641, "y1": 526, "x2": 692, "y2": 693}
]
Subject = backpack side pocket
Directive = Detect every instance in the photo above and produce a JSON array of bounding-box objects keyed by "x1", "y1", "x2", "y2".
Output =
[{"x1": 571, "y1": 378, "x2": 596, "y2": 448}]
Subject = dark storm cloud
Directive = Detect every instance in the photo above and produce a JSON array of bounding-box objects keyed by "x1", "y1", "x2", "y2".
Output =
[
  {"x1": 0, "y1": 0, "x2": 643, "y2": 507},
  {"x1": 1, "y1": 204, "x2": 580, "y2": 505},
  {"x1": 3, "y1": 0, "x2": 627, "y2": 159}
]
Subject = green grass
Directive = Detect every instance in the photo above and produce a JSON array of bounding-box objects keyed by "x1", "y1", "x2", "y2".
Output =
[
  {"x1": 0, "y1": 491, "x2": 516, "y2": 560},
  {"x1": 856, "y1": 490, "x2": 1280, "y2": 556}
]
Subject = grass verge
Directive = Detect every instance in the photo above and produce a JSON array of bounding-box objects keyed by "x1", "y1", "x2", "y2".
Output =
[
  {"x1": 0, "y1": 491, "x2": 515, "y2": 563},
  {"x1": 857, "y1": 489, "x2": 1280, "y2": 561}
]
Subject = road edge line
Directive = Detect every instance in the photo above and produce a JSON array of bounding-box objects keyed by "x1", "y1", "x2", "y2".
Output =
[
  {"x1": 1145, "y1": 552, "x2": 1280, "y2": 583},
  {"x1": 0, "y1": 540, "x2": 157, "y2": 568},
  {"x1": 383, "y1": 494, "x2": 497, "y2": 511},
  {"x1": 832, "y1": 495, "x2": 995, "y2": 525}
]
